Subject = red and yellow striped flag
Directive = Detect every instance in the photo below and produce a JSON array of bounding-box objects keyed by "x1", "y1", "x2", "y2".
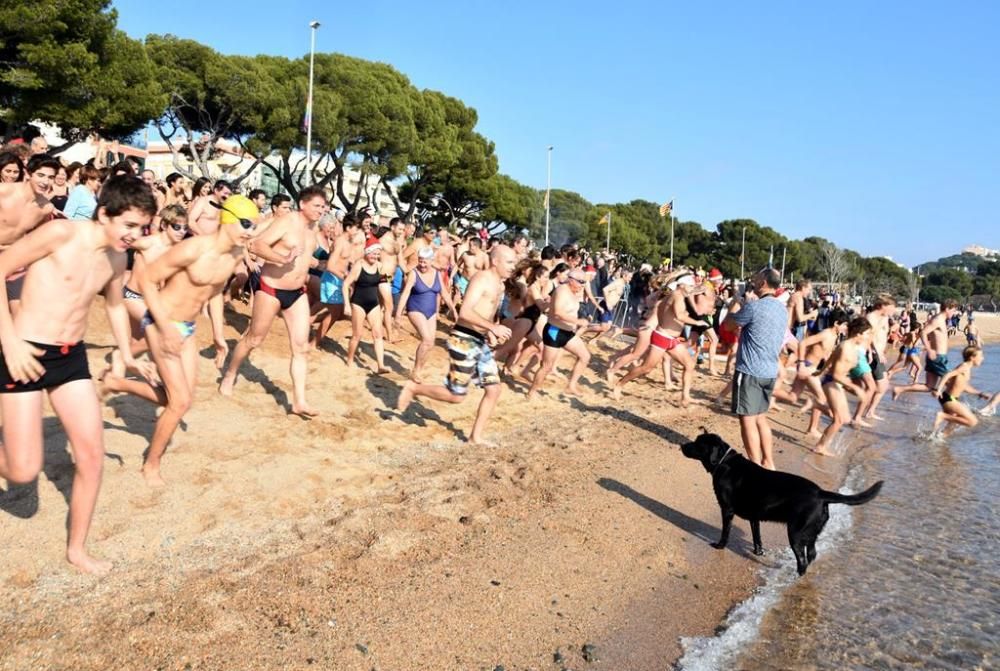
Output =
[
  {"x1": 659, "y1": 200, "x2": 673, "y2": 217},
  {"x1": 598, "y1": 212, "x2": 610, "y2": 225}
]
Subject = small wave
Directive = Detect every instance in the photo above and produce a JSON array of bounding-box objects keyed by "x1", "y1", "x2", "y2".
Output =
[{"x1": 675, "y1": 468, "x2": 864, "y2": 671}]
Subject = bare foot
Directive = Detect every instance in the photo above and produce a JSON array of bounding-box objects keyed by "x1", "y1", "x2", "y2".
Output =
[
  {"x1": 519, "y1": 368, "x2": 535, "y2": 382},
  {"x1": 376, "y1": 366, "x2": 391, "y2": 375},
  {"x1": 891, "y1": 387, "x2": 902, "y2": 401},
  {"x1": 96, "y1": 369, "x2": 118, "y2": 402},
  {"x1": 933, "y1": 411, "x2": 946, "y2": 431},
  {"x1": 563, "y1": 386, "x2": 582, "y2": 397},
  {"x1": 679, "y1": 397, "x2": 691, "y2": 409},
  {"x1": 610, "y1": 386, "x2": 622, "y2": 401},
  {"x1": 866, "y1": 413, "x2": 885, "y2": 421},
  {"x1": 291, "y1": 404, "x2": 320, "y2": 418},
  {"x1": 799, "y1": 398, "x2": 814, "y2": 414},
  {"x1": 218, "y1": 375, "x2": 235, "y2": 397},
  {"x1": 851, "y1": 419, "x2": 872, "y2": 429},
  {"x1": 142, "y1": 465, "x2": 166, "y2": 488},
  {"x1": 213, "y1": 343, "x2": 228, "y2": 369},
  {"x1": 605, "y1": 368, "x2": 616, "y2": 385},
  {"x1": 526, "y1": 391, "x2": 539, "y2": 402},
  {"x1": 468, "y1": 437, "x2": 498, "y2": 448},
  {"x1": 109, "y1": 349, "x2": 126, "y2": 378},
  {"x1": 806, "y1": 429, "x2": 823, "y2": 441},
  {"x1": 397, "y1": 380, "x2": 416, "y2": 412},
  {"x1": 812, "y1": 444, "x2": 834, "y2": 457},
  {"x1": 66, "y1": 548, "x2": 112, "y2": 575}
]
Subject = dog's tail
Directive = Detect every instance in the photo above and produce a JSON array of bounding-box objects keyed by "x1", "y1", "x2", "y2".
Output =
[{"x1": 820, "y1": 480, "x2": 884, "y2": 506}]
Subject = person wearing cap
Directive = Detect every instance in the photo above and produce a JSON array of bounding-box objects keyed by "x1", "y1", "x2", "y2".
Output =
[
  {"x1": 0, "y1": 176, "x2": 157, "y2": 574},
  {"x1": 219, "y1": 186, "x2": 327, "y2": 417},
  {"x1": 398, "y1": 245, "x2": 517, "y2": 447},
  {"x1": 527, "y1": 268, "x2": 593, "y2": 399},
  {"x1": 187, "y1": 180, "x2": 232, "y2": 368},
  {"x1": 342, "y1": 235, "x2": 390, "y2": 373},
  {"x1": 394, "y1": 245, "x2": 457, "y2": 382},
  {"x1": 104, "y1": 194, "x2": 260, "y2": 488},
  {"x1": 610, "y1": 273, "x2": 705, "y2": 406}
]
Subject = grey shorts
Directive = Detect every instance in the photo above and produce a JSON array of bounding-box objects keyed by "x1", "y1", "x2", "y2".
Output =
[{"x1": 731, "y1": 372, "x2": 775, "y2": 416}]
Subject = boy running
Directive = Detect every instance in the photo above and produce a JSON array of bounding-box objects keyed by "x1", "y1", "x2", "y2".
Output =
[
  {"x1": 0, "y1": 176, "x2": 156, "y2": 573},
  {"x1": 933, "y1": 346, "x2": 989, "y2": 435},
  {"x1": 810, "y1": 318, "x2": 872, "y2": 456}
]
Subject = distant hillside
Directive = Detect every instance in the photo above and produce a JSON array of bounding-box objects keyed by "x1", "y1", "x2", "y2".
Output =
[{"x1": 915, "y1": 252, "x2": 992, "y2": 275}]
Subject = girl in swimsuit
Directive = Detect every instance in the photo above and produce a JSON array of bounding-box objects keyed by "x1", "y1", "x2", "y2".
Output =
[
  {"x1": 343, "y1": 237, "x2": 389, "y2": 372},
  {"x1": 507, "y1": 263, "x2": 562, "y2": 379},
  {"x1": 306, "y1": 218, "x2": 334, "y2": 304},
  {"x1": 394, "y1": 247, "x2": 456, "y2": 382},
  {"x1": 494, "y1": 260, "x2": 544, "y2": 369}
]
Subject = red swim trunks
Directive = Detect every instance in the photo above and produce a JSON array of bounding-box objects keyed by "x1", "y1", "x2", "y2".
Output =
[{"x1": 650, "y1": 330, "x2": 680, "y2": 351}]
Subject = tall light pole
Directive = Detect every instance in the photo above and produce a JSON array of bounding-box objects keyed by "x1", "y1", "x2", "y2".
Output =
[
  {"x1": 305, "y1": 20, "x2": 320, "y2": 185},
  {"x1": 740, "y1": 225, "x2": 747, "y2": 280},
  {"x1": 545, "y1": 145, "x2": 553, "y2": 246}
]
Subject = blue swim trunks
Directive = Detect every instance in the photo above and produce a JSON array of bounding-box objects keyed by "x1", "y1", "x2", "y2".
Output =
[{"x1": 320, "y1": 271, "x2": 344, "y2": 305}]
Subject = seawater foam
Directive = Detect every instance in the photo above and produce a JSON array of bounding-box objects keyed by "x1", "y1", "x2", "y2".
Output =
[{"x1": 675, "y1": 468, "x2": 864, "y2": 671}]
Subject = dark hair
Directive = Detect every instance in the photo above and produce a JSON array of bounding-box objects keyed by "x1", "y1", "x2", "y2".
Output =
[
  {"x1": 298, "y1": 185, "x2": 327, "y2": 203},
  {"x1": 26, "y1": 154, "x2": 61, "y2": 175},
  {"x1": 829, "y1": 308, "x2": 849, "y2": 326},
  {"x1": 213, "y1": 180, "x2": 233, "y2": 193},
  {"x1": 758, "y1": 268, "x2": 781, "y2": 289},
  {"x1": 846, "y1": 317, "x2": 872, "y2": 339},
  {"x1": 166, "y1": 172, "x2": 184, "y2": 187},
  {"x1": 191, "y1": 177, "x2": 211, "y2": 197},
  {"x1": 270, "y1": 193, "x2": 292, "y2": 209},
  {"x1": 66, "y1": 161, "x2": 82, "y2": 181},
  {"x1": 389, "y1": 217, "x2": 401, "y2": 227},
  {"x1": 248, "y1": 188, "x2": 267, "y2": 200},
  {"x1": 96, "y1": 176, "x2": 157, "y2": 218},
  {"x1": 0, "y1": 152, "x2": 24, "y2": 181},
  {"x1": 110, "y1": 160, "x2": 134, "y2": 176},
  {"x1": 540, "y1": 245, "x2": 557, "y2": 261},
  {"x1": 374, "y1": 225, "x2": 390, "y2": 238},
  {"x1": 962, "y1": 345, "x2": 981, "y2": 362},
  {"x1": 795, "y1": 279, "x2": 811, "y2": 291},
  {"x1": 78, "y1": 164, "x2": 100, "y2": 184},
  {"x1": 549, "y1": 262, "x2": 569, "y2": 279}
]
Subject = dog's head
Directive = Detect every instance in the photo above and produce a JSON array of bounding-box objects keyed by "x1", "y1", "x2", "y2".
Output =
[{"x1": 680, "y1": 432, "x2": 733, "y2": 474}]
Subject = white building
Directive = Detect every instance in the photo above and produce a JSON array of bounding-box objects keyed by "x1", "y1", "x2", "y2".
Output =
[{"x1": 961, "y1": 244, "x2": 1000, "y2": 258}]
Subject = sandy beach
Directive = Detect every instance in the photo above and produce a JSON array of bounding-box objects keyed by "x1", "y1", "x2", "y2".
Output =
[{"x1": 1, "y1": 303, "x2": 994, "y2": 670}]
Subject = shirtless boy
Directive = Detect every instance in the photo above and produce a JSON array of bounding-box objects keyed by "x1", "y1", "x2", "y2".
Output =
[
  {"x1": 103, "y1": 195, "x2": 260, "y2": 486},
  {"x1": 0, "y1": 176, "x2": 156, "y2": 573},
  {"x1": 378, "y1": 217, "x2": 407, "y2": 343},
  {"x1": 219, "y1": 186, "x2": 325, "y2": 416},
  {"x1": 0, "y1": 155, "x2": 60, "y2": 307},
  {"x1": 527, "y1": 269, "x2": 592, "y2": 399},
  {"x1": 862, "y1": 295, "x2": 896, "y2": 420},
  {"x1": 811, "y1": 317, "x2": 871, "y2": 456},
  {"x1": 933, "y1": 346, "x2": 988, "y2": 435},
  {"x1": 397, "y1": 245, "x2": 516, "y2": 446},
  {"x1": 188, "y1": 180, "x2": 233, "y2": 366},
  {"x1": 893, "y1": 299, "x2": 960, "y2": 401},
  {"x1": 109, "y1": 204, "x2": 189, "y2": 375}
]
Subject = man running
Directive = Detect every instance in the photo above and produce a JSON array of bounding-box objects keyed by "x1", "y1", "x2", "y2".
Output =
[
  {"x1": 893, "y1": 299, "x2": 960, "y2": 401},
  {"x1": 378, "y1": 217, "x2": 407, "y2": 343},
  {"x1": 397, "y1": 245, "x2": 516, "y2": 446},
  {"x1": 103, "y1": 195, "x2": 260, "y2": 486},
  {"x1": 788, "y1": 279, "x2": 816, "y2": 341},
  {"x1": 0, "y1": 176, "x2": 156, "y2": 573},
  {"x1": 527, "y1": 268, "x2": 592, "y2": 399},
  {"x1": 188, "y1": 180, "x2": 232, "y2": 367},
  {"x1": 311, "y1": 216, "x2": 360, "y2": 348},
  {"x1": 861, "y1": 295, "x2": 896, "y2": 420},
  {"x1": 219, "y1": 186, "x2": 326, "y2": 417},
  {"x1": 933, "y1": 346, "x2": 989, "y2": 435}
]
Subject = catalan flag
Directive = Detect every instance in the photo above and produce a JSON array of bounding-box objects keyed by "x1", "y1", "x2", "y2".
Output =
[
  {"x1": 542, "y1": 190, "x2": 550, "y2": 209},
  {"x1": 659, "y1": 200, "x2": 673, "y2": 217},
  {"x1": 599, "y1": 212, "x2": 610, "y2": 225}
]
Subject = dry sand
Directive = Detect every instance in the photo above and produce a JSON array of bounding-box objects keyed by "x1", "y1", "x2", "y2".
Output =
[{"x1": 0, "y1": 300, "x2": 966, "y2": 670}]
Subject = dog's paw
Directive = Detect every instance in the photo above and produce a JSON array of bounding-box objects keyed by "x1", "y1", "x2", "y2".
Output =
[
  {"x1": 753, "y1": 547, "x2": 765, "y2": 556},
  {"x1": 711, "y1": 541, "x2": 727, "y2": 550}
]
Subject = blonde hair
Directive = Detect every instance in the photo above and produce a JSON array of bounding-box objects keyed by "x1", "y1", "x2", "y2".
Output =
[{"x1": 158, "y1": 204, "x2": 188, "y2": 229}]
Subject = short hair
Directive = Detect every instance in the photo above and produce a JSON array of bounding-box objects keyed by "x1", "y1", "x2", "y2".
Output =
[
  {"x1": 795, "y1": 279, "x2": 811, "y2": 291},
  {"x1": 78, "y1": 164, "x2": 100, "y2": 183},
  {"x1": 141, "y1": 168, "x2": 156, "y2": 178},
  {"x1": 942, "y1": 299, "x2": 960, "y2": 311},
  {"x1": 96, "y1": 176, "x2": 157, "y2": 218},
  {"x1": 962, "y1": 345, "x2": 981, "y2": 361},
  {"x1": 846, "y1": 317, "x2": 872, "y2": 338},
  {"x1": 871, "y1": 294, "x2": 895, "y2": 310},
  {"x1": 298, "y1": 185, "x2": 327, "y2": 203},
  {"x1": 829, "y1": 308, "x2": 849, "y2": 326},
  {"x1": 213, "y1": 180, "x2": 233, "y2": 193},
  {"x1": 549, "y1": 262, "x2": 570, "y2": 279},
  {"x1": 166, "y1": 172, "x2": 184, "y2": 187},
  {"x1": 758, "y1": 268, "x2": 781, "y2": 289},
  {"x1": 389, "y1": 217, "x2": 402, "y2": 227},
  {"x1": 158, "y1": 204, "x2": 187, "y2": 228},
  {"x1": 26, "y1": 154, "x2": 61, "y2": 175},
  {"x1": 0, "y1": 151, "x2": 24, "y2": 181},
  {"x1": 270, "y1": 193, "x2": 292, "y2": 209},
  {"x1": 540, "y1": 245, "x2": 557, "y2": 261},
  {"x1": 249, "y1": 188, "x2": 266, "y2": 200}
]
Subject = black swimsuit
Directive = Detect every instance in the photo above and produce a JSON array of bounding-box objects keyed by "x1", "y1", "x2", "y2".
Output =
[{"x1": 352, "y1": 266, "x2": 382, "y2": 314}]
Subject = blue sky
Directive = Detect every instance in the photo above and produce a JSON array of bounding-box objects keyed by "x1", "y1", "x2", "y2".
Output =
[{"x1": 114, "y1": 0, "x2": 999, "y2": 265}]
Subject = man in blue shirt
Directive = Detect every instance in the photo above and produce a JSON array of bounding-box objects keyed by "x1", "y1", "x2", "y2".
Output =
[{"x1": 723, "y1": 268, "x2": 787, "y2": 469}]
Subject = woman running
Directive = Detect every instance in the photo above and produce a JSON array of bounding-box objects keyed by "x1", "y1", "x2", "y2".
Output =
[
  {"x1": 394, "y1": 246, "x2": 457, "y2": 381},
  {"x1": 343, "y1": 237, "x2": 389, "y2": 372}
]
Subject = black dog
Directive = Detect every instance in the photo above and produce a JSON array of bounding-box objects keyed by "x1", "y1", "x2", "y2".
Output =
[{"x1": 681, "y1": 432, "x2": 883, "y2": 575}]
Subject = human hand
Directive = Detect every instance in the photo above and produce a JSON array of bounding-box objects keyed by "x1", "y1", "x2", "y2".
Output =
[{"x1": 2, "y1": 339, "x2": 45, "y2": 383}]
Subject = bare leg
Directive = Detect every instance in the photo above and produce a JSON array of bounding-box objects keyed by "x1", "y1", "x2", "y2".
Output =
[
  {"x1": 612, "y1": 347, "x2": 665, "y2": 400},
  {"x1": 562, "y1": 336, "x2": 591, "y2": 395},
  {"x1": 469, "y1": 383, "x2": 502, "y2": 446},
  {"x1": 527, "y1": 343, "x2": 561, "y2": 400},
  {"x1": 219, "y1": 292, "x2": 281, "y2": 396},
  {"x1": 207, "y1": 293, "x2": 228, "y2": 368},
  {"x1": 281, "y1": 295, "x2": 318, "y2": 416},
  {"x1": 739, "y1": 414, "x2": 763, "y2": 466},
  {"x1": 366, "y1": 305, "x2": 388, "y2": 373},
  {"x1": 407, "y1": 312, "x2": 436, "y2": 382}
]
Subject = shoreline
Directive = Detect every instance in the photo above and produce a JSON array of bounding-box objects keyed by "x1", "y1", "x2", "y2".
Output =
[{"x1": 0, "y1": 300, "x2": 959, "y2": 670}]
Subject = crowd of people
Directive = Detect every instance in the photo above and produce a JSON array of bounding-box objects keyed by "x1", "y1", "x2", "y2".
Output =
[{"x1": 0, "y1": 133, "x2": 995, "y2": 575}]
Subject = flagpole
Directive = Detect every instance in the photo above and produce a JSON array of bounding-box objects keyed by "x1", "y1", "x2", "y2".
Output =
[
  {"x1": 606, "y1": 211, "x2": 611, "y2": 253},
  {"x1": 669, "y1": 212, "x2": 675, "y2": 271},
  {"x1": 305, "y1": 20, "x2": 320, "y2": 185},
  {"x1": 545, "y1": 145, "x2": 553, "y2": 246},
  {"x1": 740, "y1": 225, "x2": 746, "y2": 280},
  {"x1": 780, "y1": 247, "x2": 787, "y2": 284}
]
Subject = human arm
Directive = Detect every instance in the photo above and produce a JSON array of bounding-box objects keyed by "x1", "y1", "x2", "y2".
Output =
[
  {"x1": 138, "y1": 240, "x2": 203, "y2": 356},
  {"x1": 186, "y1": 198, "x2": 209, "y2": 236},
  {"x1": 672, "y1": 291, "x2": 706, "y2": 327},
  {"x1": 0, "y1": 222, "x2": 72, "y2": 381},
  {"x1": 394, "y1": 271, "x2": 417, "y2": 321},
  {"x1": 341, "y1": 263, "x2": 362, "y2": 316},
  {"x1": 440, "y1": 278, "x2": 458, "y2": 320},
  {"x1": 797, "y1": 331, "x2": 826, "y2": 364},
  {"x1": 250, "y1": 218, "x2": 295, "y2": 265},
  {"x1": 459, "y1": 274, "x2": 511, "y2": 341}
]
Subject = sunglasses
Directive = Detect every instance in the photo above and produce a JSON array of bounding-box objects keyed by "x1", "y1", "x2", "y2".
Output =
[
  {"x1": 209, "y1": 202, "x2": 255, "y2": 230},
  {"x1": 168, "y1": 223, "x2": 188, "y2": 232}
]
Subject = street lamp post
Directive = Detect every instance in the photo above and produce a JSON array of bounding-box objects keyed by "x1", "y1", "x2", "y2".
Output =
[
  {"x1": 545, "y1": 145, "x2": 553, "y2": 246},
  {"x1": 305, "y1": 20, "x2": 320, "y2": 185},
  {"x1": 740, "y1": 225, "x2": 746, "y2": 280}
]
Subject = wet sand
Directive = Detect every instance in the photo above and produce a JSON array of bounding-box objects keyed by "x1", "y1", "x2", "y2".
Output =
[{"x1": 0, "y1": 301, "x2": 966, "y2": 670}]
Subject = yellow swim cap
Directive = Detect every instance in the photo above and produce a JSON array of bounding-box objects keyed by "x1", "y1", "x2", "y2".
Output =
[{"x1": 220, "y1": 194, "x2": 260, "y2": 226}]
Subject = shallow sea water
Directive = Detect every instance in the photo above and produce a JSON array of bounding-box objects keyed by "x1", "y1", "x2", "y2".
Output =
[{"x1": 679, "y1": 345, "x2": 999, "y2": 671}]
